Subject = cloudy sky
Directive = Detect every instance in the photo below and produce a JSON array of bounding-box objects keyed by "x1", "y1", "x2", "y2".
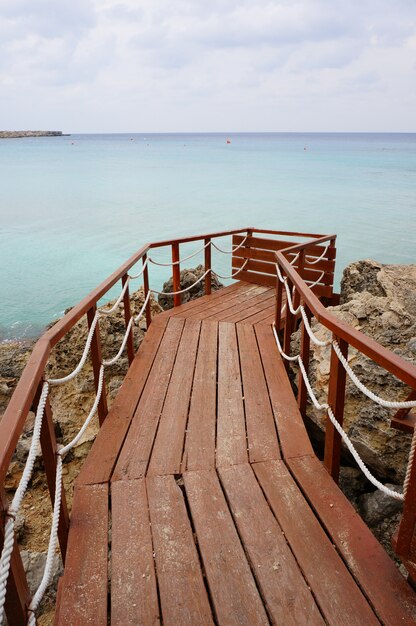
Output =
[{"x1": 0, "y1": 0, "x2": 415, "y2": 132}]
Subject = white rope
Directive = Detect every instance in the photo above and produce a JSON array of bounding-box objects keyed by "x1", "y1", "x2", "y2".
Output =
[
  {"x1": 99, "y1": 278, "x2": 130, "y2": 316},
  {"x1": 305, "y1": 242, "x2": 330, "y2": 265},
  {"x1": 128, "y1": 257, "x2": 148, "y2": 279},
  {"x1": 305, "y1": 270, "x2": 325, "y2": 290},
  {"x1": 148, "y1": 242, "x2": 209, "y2": 267},
  {"x1": 151, "y1": 269, "x2": 211, "y2": 297},
  {"x1": 275, "y1": 263, "x2": 286, "y2": 284},
  {"x1": 212, "y1": 259, "x2": 249, "y2": 280},
  {"x1": 283, "y1": 279, "x2": 302, "y2": 315},
  {"x1": 403, "y1": 427, "x2": 416, "y2": 496},
  {"x1": 289, "y1": 252, "x2": 300, "y2": 266},
  {"x1": 300, "y1": 307, "x2": 331, "y2": 347},
  {"x1": 271, "y1": 322, "x2": 406, "y2": 501},
  {"x1": 332, "y1": 341, "x2": 416, "y2": 410},
  {"x1": 0, "y1": 382, "x2": 49, "y2": 625},
  {"x1": 211, "y1": 234, "x2": 248, "y2": 254}
]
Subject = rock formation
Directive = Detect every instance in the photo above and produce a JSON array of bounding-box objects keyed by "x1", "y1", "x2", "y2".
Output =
[
  {"x1": 158, "y1": 264, "x2": 223, "y2": 310},
  {"x1": 0, "y1": 131, "x2": 65, "y2": 138}
]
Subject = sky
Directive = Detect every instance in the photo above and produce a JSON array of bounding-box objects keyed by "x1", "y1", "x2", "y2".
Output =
[{"x1": 0, "y1": 0, "x2": 415, "y2": 133}]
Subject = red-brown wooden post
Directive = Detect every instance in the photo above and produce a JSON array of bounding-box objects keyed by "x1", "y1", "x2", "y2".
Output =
[
  {"x1": 298, "y1": 304, "x2": 311, "y2": 417},
  {"x1": 324, "y1": 335, "x2": 348, "y2": 482},
  {"x1": 37, "y1": 390, "x2": 70, "y2": 561},
  {"x1": 87, "y1": 306, "x2": 108, "y2": 426},
  {"x1": 204, "y1": 238, "x2": 211, "y2": 295},
  {"x1": 172, "y1": 243, "x2": 181, "y2": 307},
  {"x1": 121, "y1": 273, "x2": 135, "y2": 365},
  {"x1": 283, "y1": 277, "x2": 295, "y2": 368},
  {"x1": 275, "y1": 271, "x2": 283, "y2": 330},
  {"x1": 142, "y1": 253, "x2": 152, "y2": 328},
  {"x1": 0, "y1": 488, "x2": 29, "y2": 626},
  {"x1": 395, "y1": 460, "x2": 416, "y2": 561}
]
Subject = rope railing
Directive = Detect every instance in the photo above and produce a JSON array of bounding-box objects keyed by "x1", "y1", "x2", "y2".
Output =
[
  {"x1": 211, "y1": 234, "x2": 248, "y2": 254},
  {"x1": 305, "y1": 242, "x2": 330, "y2": 265},
  {"x1": 274, "y1": 262, "x2": 416, "y2": 502}
]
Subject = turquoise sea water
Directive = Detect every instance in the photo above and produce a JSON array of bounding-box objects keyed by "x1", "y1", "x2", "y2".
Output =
[{"x1": 0, "y1": 132, "x2": 415, "y2": 341}]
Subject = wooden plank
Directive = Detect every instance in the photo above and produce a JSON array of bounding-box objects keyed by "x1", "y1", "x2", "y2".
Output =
[
  {"x1": 164, "y1": 281, "x2": 249, "y2": 317},
  {"x1": 237, "y1": 324, "x2": 280, "y2": 462},
  {"x1": 184, "y1": 470, "x2": 269, "y2": 626},
  {"x1": 185, "y1": 284, "x2": 267, "y2": 320},
  {"x1": 112, "y1": 317, "x2": 184, "y2": 481},
  {"x1": 232, "y1": 257, "x2": 334, "y2": 285},
  {"x1": 57, "y1": 483, "x2": 108, "y2": 625},
  {"x1": 147, "y1": 474, "x2": 214, "y2": 626},
  {"x1": 233, "y1": 246, "x2": 336, "y2": 273},
  {"x1": 216, "y1": 323, "x2": 248, "y2": 467},
  {"x1": 237, "y1": 304, "x2": 275, "y2": 325},
  {"x1": 111, "y1": 480, "x2": 160, "y2": 626},
  {"x1": 147, "y1": 320, "x2": 201, "y2": 476},
  {"x1": 255, "y1": 324, "x2": 315, "y2": 459},
  {"x1": 222, "y1": 293, "x2": 275, "y2": 324},
  {"x1": 219, "y1": 464, "x2": 324, "y2": 625},
  {"x1": 233, "y1": 234, "x2": 337, "y2": 258},
  {"x1": 216, "y1": 289, "x2": 274, "y2": 322},
  {"x1": 237, "y1": 269, "x2": 276, "y2": 287},
  {"x1": 254, "y1": 461, "x2": 379, "y2": 626},
  {"x1": 77, "y1": 317, "x2": 168, "y2": 485},
  {"x1": 289, "y1": 455, "x2": 416, "y2": 625},
  {"x1": 183, "y1": 321, "x2": 218, "y2": 471}
]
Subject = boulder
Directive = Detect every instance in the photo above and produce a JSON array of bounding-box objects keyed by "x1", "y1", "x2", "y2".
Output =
[
  {"x1": 291, "y1": 259, "x2": 416, "y2": 482},
  {"x1": 158, "y1": 265, "x2": 223, "y2": 310}
]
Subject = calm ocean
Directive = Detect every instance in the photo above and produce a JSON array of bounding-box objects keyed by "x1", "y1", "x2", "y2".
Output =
[{"x1": 0, "y1": 132, "x2": 415, "y2": 341}]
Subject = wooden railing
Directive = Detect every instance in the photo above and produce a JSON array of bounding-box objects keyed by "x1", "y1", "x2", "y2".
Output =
[
  {"x1": 0, "y1": 226, "x2": 334, "y2": 624},
  {"x1": 274, "y1": 245, "x2": 416, "y2": 577}
]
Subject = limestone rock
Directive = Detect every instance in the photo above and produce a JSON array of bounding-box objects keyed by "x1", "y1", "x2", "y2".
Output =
[
  {"x1": 158, "y1": 265, "x2": 223, "y2": 310},
  {"x1": 291, "y1": 259, "x2": 416, "y2": 482}
]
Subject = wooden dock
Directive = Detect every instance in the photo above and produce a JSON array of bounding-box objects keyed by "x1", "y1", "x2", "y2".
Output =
[
  {"x1": 1, "y1": 228, "x2": 416, "y2": 626},
  {"x1": 55, "y1": 283, "x2": 416, "y2": 625}
]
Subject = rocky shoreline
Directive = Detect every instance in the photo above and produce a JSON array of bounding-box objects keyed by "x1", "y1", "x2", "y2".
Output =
[{"x1": 0, "y1": 131, "x2": 68, "y2": 139}]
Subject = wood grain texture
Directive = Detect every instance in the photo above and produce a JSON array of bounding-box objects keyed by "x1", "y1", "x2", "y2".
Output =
[
  {"x1": 237, "y1": 324, "x2": 280, "y2": 463},
  {"x1": 111, "y1": 480, "x2": 160, "y2": 626},
  {"x1": 219, "y1": 464, "x2": 324, "y2": 626},
  {"x1": 184, "y1": 469, "x2": 269, "y2": 626},
  {"x1": 183, "y1": 321, "x2": 218, "y2": 471},
  {"x1": 216, "y1": 322, "x2": 248, "y2": 468},
  {"x1": 57, "y1": 484, "x2": 108, "y2": 626},
  {"x1": 254, "y1": 460, "x2": 379, "y2": 626},
  {"x1": 112, "y1": 317, "x2": 184, "y2": 480},
  {"x1": 289, "y1": 455, "x2": 416, "y2": 625},
  {"x1": 147, "y1": 319, "x2": 201, "y2": 476},
  {"x1": 147, "y1": 474, "x2": 214, "y2": 626}
]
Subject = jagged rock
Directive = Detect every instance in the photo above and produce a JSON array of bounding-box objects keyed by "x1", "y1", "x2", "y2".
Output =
[
  {"x1": 358, "y1": 485, "x2": 403, "y2": 527},
  {"x1": 291, "y1": 259, "x2": 416, "y2": 482},
  {"x1": 20, "y1": 549, "x2": 63, "y2": 597},
  {"x1": 158, "y1": 265, "x2": 223, "y2": 310},
  {"x1": 338, "y1": 466, "x2": 371, "y2": 506}
]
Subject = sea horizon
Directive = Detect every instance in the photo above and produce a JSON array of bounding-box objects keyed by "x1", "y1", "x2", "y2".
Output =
[{"x1": 1, "y1": 131, "x2": 415, "y2": 342}]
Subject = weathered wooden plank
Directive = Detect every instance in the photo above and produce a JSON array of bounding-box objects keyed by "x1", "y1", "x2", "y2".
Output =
[
  {"x1": 232, "y1": 234, "x2": 336, "y2": 258},
  {"x1": 196, "y1": 284, "x2": 269, "y2": 320},
  {"x1": 183, "y1": 321, "x2": 218, "y2": 471},
  {"x1": 238, "y1": 304, "x2": 275, "y2": 325},
  {"x1": 289, "y1": 455, "x2": 416, "y2": 625},
  {"x1": 77, "y1": 316, "x2": 168, "y2": 485},
  {"x1": 236, "y1": 269, "x2": 276, "y2": 287},
  {"x1": 216, "y1": 323, "x2": 248, "y2": 467},
  {"x1": 112, "y1": 317, "x2": 184, "y2": 481},
  {"x1": 254, "y1": 324, "x2": 315, "y2": 459},
  {"x1": 223, "y1": 294, "x2": 275, "y2": 324},
  {"x1": 147, "y1": 320, "x2": 201, "y2": 476},
  {"x1": 219, "y1": 464, "x2": 324, "y2": 625},
  {"x1": 232, "y1": 257, "x2": 335, "y2": 285},
  {"x1": 164, "y1": 281, "x2": 249, "y2": 318},
  {"x1": 233, "y1": 245, "x2": 336, "y2": 273},
  {"x1": 57, "y1": 484, "x2": 108, "y2": 625},
  {"x1": 147, "y1": 474, "x2": 214, "y2": 626},
  {"x1": 237, "y1": 324, "x2": 280, "y2": 462},
  {"x1": 111, "y1": 480, "x2": 160, "y2": 626},
  {"x1": 254, "y1": 460, "x2": 379, "y2": 626},
  {"x1": 184, "y1": 469, "x2": 269, "y2": 626},
  {"x1": 218, "y1": 290, "x2": 275, "y2": 322}
]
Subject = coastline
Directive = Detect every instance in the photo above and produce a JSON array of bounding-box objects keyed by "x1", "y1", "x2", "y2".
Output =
[{"x1": 0, "y1": 130, "x2": 69, "y2": 138}]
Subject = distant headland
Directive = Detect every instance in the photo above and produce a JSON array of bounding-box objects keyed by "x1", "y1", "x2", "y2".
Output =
[{"x1": 0, "y1": 130, "x2": 70, "y2": 138}]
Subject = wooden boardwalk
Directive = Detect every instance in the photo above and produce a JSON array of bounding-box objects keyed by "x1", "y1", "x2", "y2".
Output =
[{"x1": 52, "y1": 282, "x2": 416, "y2": 625}]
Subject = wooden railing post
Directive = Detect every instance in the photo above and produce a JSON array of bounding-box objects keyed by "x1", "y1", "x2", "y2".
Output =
[
  {"x1": 324, "y1": 335, "x2": 348, "y2": 482},
  {"x1": 142, "y1": 253, "x2": 152, "y2": 328},
  {"x1": 283, "y1": 277, "x2": 295, "y2": 367},
  {"x1": 87, "y1": 306, "x2": 108, "y2": 425},
  {"x1": 0, "y1": 488, "x2": 29, "y2": 626},
  {"x1": 172, "y1": 243, "x2": 181, "y2": 307},
  {"x1": 35, "y1": 386, "x2": 70, "y2": 561},
  {"x1": 298, "y1": 305, "x2": 311, "y2": 417},
  {"x1": 204, "y1": 238, "x2": 211, "y2": 295},
  {"x1": 275, "y1": 271, "x2": 283, "y2": 330},
  {"x1": 121, "y1": 274, "x2": 135, "y2": 365},
  {"x1": 395, "y1": 463, "x2": 416, "y2": 562}
]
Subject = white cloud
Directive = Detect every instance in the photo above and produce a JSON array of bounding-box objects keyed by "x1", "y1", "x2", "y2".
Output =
[{"x1": 0, "y1": 0, "x2": 415, "y2": 131}]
